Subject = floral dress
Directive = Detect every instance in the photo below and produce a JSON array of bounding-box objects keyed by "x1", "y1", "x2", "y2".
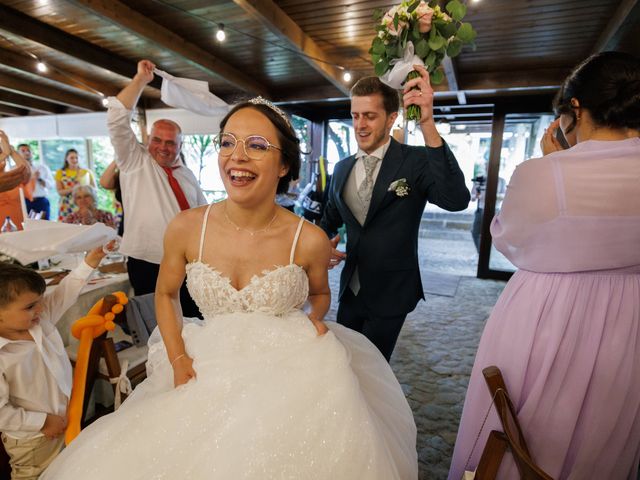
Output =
[{"x1": 55, "y1": 168, "x2": 95, "y2": 221}]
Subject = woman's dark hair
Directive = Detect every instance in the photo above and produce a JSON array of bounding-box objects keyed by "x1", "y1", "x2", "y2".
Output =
[
  {"x1": 62, "y1": 148, "x2": 79, "y2": 170},
  {"x1": 553, "y1": 51, "x2": 640, "y2": 133},
  {"x1": 0, "y1": 264, "x2": 46, "y2": 308},
  {"x1": 218, "y1": 102, "x2": 301, "y2": 195}
]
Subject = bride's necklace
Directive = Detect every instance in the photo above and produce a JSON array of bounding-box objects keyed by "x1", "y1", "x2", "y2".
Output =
[{"x1": 224, "y1": 205, "x2": 278, "y2": 237}]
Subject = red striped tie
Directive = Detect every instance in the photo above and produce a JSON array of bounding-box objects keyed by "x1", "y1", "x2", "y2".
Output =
[{"x1": 162, "y1": 166, "x2": 190, "y2": 211}]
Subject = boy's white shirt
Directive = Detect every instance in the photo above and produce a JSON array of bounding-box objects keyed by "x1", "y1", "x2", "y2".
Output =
[{"x1": 0, "y1": 261, "x2": 94, "y2": 439}]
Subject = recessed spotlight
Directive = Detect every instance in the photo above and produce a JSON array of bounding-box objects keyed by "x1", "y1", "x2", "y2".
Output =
[
  {"x1": 36, "y1": 61, "x2": 47, "y2": 72},
  {"x1": 102, "y1": 98, "x2": 109, "y2": 107},
  {"x1": 343, "y1": 71, "x2": 352, "y2": 82}
]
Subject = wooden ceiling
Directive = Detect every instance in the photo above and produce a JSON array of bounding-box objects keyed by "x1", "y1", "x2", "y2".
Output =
[{"x1": 0, "y1": 0, "x2": 638, "y2": 120}]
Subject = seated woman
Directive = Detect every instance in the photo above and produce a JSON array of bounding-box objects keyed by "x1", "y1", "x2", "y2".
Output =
[
  {"x1": 449, "y1": 51, "x2": 640, "y2": 479},
  {"x1": 55, "y1": 149, "x2": 96, "y2": 222},
  {"x1": 63, "y1": 185, "x2": 116, "y2": 229},
  {"x1": 42, "y1": 96, "x2": 418, "y2": 479}
]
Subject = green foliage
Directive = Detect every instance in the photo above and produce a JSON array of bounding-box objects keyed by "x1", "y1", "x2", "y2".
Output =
[
  {"x1": 456, "y1": 22, "x2": 477, "y2": 43},
  {"x1": 430, "y1": 69, "x2": 444, "y2": 84},
  {"x1": 445, "y1": 0, "x2": 466, "y2": 21},
  {"x1": 369, "y1": 0, "x2": 477, "y2": 99},
  {"x1": 446, "y1": 38, "x2": 463, "y2": 57}
]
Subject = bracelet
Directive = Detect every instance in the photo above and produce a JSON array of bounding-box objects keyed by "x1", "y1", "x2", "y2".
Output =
[{"x1": 170, "y1": 353, "x2": 185, "y2": 367}]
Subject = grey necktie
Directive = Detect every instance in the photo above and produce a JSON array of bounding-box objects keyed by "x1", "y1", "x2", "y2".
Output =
[
  {"x1": 350, "y1": 155, "x2": 379, "y2": 296},
  {"x1": 357, "y1": 155, "x2": 380, "y2": 211}
]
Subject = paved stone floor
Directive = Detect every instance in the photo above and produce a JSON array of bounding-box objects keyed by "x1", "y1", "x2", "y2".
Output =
[{"x1": 326, "y1": 226, "x2": 507, "y2": 480}]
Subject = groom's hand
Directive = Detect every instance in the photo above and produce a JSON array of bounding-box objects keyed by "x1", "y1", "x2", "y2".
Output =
[{"x1": 328, "y1": 235, "x2": 346, "y2": 269}]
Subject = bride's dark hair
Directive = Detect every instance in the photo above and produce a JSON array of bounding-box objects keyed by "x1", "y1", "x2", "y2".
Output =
[{"x1": 219, "y1": 102, "x2": 301, "y2": 195}]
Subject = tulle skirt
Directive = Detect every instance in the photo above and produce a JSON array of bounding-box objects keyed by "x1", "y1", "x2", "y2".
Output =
[{"x1": 43, "y1": 311, "x2": 418, "y2": 479}]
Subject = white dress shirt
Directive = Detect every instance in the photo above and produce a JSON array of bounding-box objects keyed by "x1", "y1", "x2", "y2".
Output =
[
  {"x1": 354, "y1": 139, "x2": 391, "y2": 190},
  {"x1": 32, "y1": 163, "x2": 55, "y2": 198},
  {"x1": 107, "y1": 97, "x2": 207, "y2": 264},
  {"x1": 0, "y1": 261, "x2": 94, "y2": 439}
]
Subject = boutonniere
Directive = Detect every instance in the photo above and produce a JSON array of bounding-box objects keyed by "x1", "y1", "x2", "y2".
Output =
[{"x1": 388, "y1": 178, "x2": 410, "y2": 197}]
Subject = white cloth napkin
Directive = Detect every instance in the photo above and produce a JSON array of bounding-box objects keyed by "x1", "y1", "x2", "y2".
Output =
[
  {"x1": 0, "y1": 220, "x2": 117, "y2": 265},
  {"x1": 154, "y1": 68, "x2": 229, "y2": 116},
  {"x1": 379, "y1": 42, "x2": 425, "y2": 89}
]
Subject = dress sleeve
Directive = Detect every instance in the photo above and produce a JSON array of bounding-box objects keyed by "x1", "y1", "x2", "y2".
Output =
[{"x1": 490, "y1": 156, "x2": 561, "y2": 269}]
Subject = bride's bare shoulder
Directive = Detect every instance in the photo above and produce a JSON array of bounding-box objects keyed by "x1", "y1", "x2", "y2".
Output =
[{"x1": 286, "y1": 214, "x2": 330, "y2": 260}]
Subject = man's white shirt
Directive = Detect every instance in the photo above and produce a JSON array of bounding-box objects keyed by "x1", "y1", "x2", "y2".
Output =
[{"x1": 107, "y1": 97, "x2": 207, "y2": 264}]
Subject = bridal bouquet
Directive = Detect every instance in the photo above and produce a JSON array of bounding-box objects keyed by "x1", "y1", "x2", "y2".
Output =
[{"x1": 370, "y1": 0, "x2": 477, "y2": 121}]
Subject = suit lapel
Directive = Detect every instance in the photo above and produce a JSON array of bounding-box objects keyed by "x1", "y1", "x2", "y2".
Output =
[
  {"x1": 335, "y1": 155, "x2": 360, "y2": 227},
  {"x1": 364, "y1": 138, "x2": 404, "y2": 227}
]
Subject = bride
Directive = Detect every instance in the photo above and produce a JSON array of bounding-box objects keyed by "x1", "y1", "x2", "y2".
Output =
[{"x1": 42, "y1": 97, "x2": 418, "y2": 479}]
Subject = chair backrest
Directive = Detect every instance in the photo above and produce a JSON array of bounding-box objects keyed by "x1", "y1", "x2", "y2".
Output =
[
  {"x1": 123, "y1": 293, "x2": 157, "y2": 346},
  {"x1": 479, "y1": 366, "x2": 554, "y2": 480}
]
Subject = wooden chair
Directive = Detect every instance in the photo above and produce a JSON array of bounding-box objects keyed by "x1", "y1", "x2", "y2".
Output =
[
  {"x1": 474, "y1": 366, "x2": 554, "y2": 480},
  {"x1": 66, "y1": 294, "x2": 148, "y2": 426}
]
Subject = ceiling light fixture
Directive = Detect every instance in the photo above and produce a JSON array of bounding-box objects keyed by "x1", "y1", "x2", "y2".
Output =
[
  {"x1": 36, "y1": 61, "x2": 47, "y2": 73},
  {"x1": 216, "y1": 24, "x2": 226, "y2": 42},
  {"x1": 343, "y1": 71, "x2": 352, "y2": 82},
  {"x1": 102, "y1": 98, "x2": 109, "y2": 107}
]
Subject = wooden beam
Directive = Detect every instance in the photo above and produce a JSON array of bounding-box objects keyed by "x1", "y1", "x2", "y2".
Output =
[
  {"x1": 0, "y1": 72, "x2": 100, "y2": 111},
  {"x1": 0, "y1": 104, "x2": 26, "y2": 117},
  {"x1": 67, "y1": 0, "x2": 268, "y2": 96},
  {"x1": 232, "y1": 0, "x2": 350, "y2": 95},
  {"x1": 0, "y1": 47, "x2": 118, "y2": 98},
  {"x1": 441, "y1": 57, "x2": 466, "y2": 105},
  {"x1": 460, "y1": 68, "x2": 568, "y2": 92},
  {"x1": 0, "y1": 4, "x2": 162, "y2": 90},
  {"x1": 0, "y1": 91, "x2": 63, "y2": 114},
  {"x1": 592, "y1": 0, "x2": 639, "y2": 52}
]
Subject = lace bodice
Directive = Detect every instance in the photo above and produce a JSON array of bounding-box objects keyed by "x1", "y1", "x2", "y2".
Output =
[{"x1": 185, "y1": 205, "x2": 309, "y2": 317}]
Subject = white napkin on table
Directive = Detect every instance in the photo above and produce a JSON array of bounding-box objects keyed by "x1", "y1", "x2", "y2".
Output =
[{"x1": 0, "y1": 220, "x2": 117, "y2": 265}]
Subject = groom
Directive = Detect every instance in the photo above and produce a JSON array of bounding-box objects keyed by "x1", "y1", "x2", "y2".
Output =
[{"x1": 320, "y1": 66, "x2": 470, "y2": 361}]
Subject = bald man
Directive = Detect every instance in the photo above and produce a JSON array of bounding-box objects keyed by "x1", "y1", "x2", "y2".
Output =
[{"x1": 108, "y1": 59, "x2": 207, "y2": 318}]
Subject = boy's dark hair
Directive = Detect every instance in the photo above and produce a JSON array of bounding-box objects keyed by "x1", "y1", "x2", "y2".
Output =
[
  {"x1": 0, "y1": 264, "x2": 46, "y2": 307},
  {"x1": 350, "y1": 76, "x2": 400, "y2": 114}
]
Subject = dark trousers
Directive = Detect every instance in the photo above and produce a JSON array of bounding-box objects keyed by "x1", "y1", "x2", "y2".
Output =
[
  {"x1": 127, "y1": 256, "x2": 201, "y2": 319},
  {"x1": 25, "y1": 196, "x2": 50, "y2": 220},
  {"x1": 337, "y1": 289, "x2": 407, "y2": 362}
]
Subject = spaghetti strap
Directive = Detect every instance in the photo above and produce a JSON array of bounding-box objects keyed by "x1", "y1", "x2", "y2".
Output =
[
  {"x1": 198, "y1": 204, "x2": 214, "y2": 262},
  {"x1": 289, "y1": 217, "x2": 305, "y2": 264}
]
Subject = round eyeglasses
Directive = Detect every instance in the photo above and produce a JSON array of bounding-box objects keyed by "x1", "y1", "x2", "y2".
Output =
[{"x1": 214, "y1": 133, "x2": 281, "y2": 160}]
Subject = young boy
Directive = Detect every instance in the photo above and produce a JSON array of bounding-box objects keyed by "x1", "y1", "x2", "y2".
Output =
[{"x1": 0, "y1": 246, "x2": 109, "y2": 479}]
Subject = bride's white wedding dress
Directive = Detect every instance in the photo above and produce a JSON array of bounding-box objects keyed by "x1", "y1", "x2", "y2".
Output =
[{"x1": 43, "y1": 210, "x2": 418, "y2": 479}]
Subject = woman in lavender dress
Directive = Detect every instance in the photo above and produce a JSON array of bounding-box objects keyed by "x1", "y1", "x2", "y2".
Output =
[{"x1": 449, "y1": 52, "x2": 640, "y2": 480}]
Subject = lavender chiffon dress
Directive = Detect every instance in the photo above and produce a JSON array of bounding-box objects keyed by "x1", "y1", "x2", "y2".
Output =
[{"x1": 449, "y1": 138, "x2": 640, "y2": 480}]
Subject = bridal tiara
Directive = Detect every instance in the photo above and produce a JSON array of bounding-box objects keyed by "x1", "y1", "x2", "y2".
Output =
[{"x1": 248, "y1": 96, "x2": 292, "y2": 129}]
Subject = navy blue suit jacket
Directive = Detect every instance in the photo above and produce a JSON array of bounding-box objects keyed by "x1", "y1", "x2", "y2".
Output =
[{"x1": 320, "y1": 138, "x2": 470, "y2": 316}]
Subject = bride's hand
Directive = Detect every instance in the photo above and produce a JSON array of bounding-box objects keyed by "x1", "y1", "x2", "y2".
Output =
[
  {"x1": 312, "y1": 320, "x2": 329, "y2": 336},
  {"x1": 172, "y1": 355, "x2": 196, "y2": 387}
]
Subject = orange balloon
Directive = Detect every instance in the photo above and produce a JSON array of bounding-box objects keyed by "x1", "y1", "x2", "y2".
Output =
[{"x1": 65, "y1": 291, "x2": 128, "y2": 445}]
